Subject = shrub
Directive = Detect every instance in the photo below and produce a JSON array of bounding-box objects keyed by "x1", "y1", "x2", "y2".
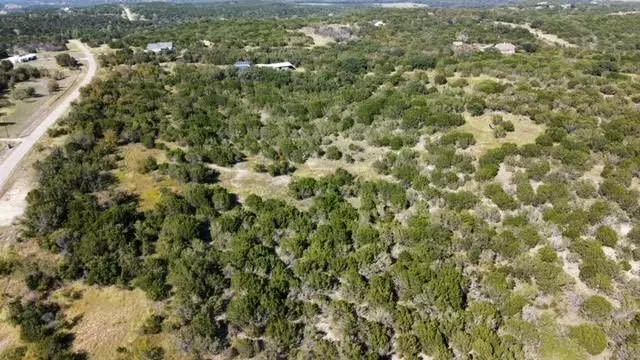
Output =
[
  {"x1": 325, "y1": 146, "x2": 343, "y2": 160},
  {"x1": 467, "y1": 97, "x2": 486, "y2": 116},
  {"x1": 538, "y1": 246, "x2": 557, "y2": 263},
  {"x1": 568, "y1": 324, "x2": 607, "y2": 355},
  {"x1": 434, "y1": 72, "x2": 447, "y2": 85},
  {"x1": 595, "y1": 225, "x2": 618, "y2": 247},
  {"x1": 55, "y1": 53, "x2": 79, "y2": 68},
  {"x1": 485, "y1": 183, "x2": 518, "y2": 210},
  {"x1": 137, "y1": 156, "x2": 158, "y2": 174},
  {"x1": 581, "y1": 296, "x2": 613, "y2": 322},
  {"x1": 12, "y1": 86, "x2": 35, "y2": 100},
  {"x1": 599, "y1": 85, "x2": 617, "y2": 95},
  {"x1": 141, "y1": 314, "x2": 164, "y2": 334},
  {"x1": 475, "y1": 80, "x2": 505, "y2": 94},
  {"x1": 47, "y1": 79, "x2": 60, "y2": 94}
]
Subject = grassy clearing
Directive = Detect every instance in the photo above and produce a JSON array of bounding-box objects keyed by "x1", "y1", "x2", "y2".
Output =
[
  {"x1": 55, "y1": 284, "x2": 187, "y2": 359},
  {"x1": 0, "y1": 320, "x2": 23, "y2": 353},
  {"x1": 53, "y1": 284, "x2": 157, "y2": 359},
  {"x1": 211, "y1": 161, "x2": 291, "y2": 201},
  {"x1": 115, "y1": 144, "x2": 178, "y2": 210},
  {"x1": 298, "y1": 26, "x2": 335, "y2": 48},
  {"x1": 460, "y1": 111, "x2": 545, "y2": 155}
]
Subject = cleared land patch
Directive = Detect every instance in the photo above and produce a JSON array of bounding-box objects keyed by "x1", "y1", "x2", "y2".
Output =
[
  {"x1": 54, "y1": 285, "x2": 157, "y2": 359},
  {"x1": 461, "y1": 111, "x2": 545, "y2": 154},
  {"x1": 114, "y1": 144, "x2": 178, "y2": 210}
]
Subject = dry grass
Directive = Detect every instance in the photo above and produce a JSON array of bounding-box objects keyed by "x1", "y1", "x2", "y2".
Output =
[
  {"x1": 210, "y1": 161, "x2": 291, "y2": 201},
  {"x1": 115, "y1": 144, "x2": 178, "y2": 210},
  {"x1": 0, "y1": 320, "x2": 23, "y2": 353},
  {"x1": 54, "y1": 284, "x2": 157, "y2": 359},
  {"x1": 460, "y1": 111, "x2": 545, "y2": 155},
  {"x1": 298, "y1": 26, "x2": 335, "y2": 48}
]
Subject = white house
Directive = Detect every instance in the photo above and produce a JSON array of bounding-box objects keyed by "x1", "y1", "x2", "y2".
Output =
[
  {"x1": 255, "y1": 62, "x2": 296, "y2": 71},
  {"x1": 372, "y1": 20, "x2": 386, "y2": 27}
]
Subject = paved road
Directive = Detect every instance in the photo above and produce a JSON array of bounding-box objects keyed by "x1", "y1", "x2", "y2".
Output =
[{"x1": 0, "y1": 40, "x2": 97, "y2": 193}]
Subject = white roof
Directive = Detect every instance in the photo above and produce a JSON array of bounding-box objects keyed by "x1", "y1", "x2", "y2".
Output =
[{"x1": 255, "y1": 62, "x2": 295, "y2": 68}]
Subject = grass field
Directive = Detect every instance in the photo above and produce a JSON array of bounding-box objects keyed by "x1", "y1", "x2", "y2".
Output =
[
  {"x1": 461, "y1": 111, "x2": 545, "y2": 154},
  {"x1": 54, "y1": 284, "x2": 158, "y2": 359},
  {"x1": 115, "y1": 144, "x2": 179, "y2": 210}
]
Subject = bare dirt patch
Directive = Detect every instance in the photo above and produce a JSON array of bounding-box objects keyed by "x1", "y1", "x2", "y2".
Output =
[{"x1": 297, "y1": 24, "x2": 357, "y2": 48}]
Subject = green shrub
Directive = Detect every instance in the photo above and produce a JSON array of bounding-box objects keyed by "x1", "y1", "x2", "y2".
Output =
[
  {"x1": 537, "y1": 246, "x2": 557, "y2": 263},
  {"x1": 568, "y1": 324, "x2": 607, "y2": 355},
  {"x1": 581, "y1": 296, "x2": 613, "y2": 322},
  {"x1": 325, "y1": 146, "x2": 343, "y2": 160},
  {"x1": 595, "y1": 225, "x2": 618, "y2": 247}
]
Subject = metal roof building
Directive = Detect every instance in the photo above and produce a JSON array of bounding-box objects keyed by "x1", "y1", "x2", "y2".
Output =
[{"x1": 145, "y1": 42, "x2": 175, "y2": 53}]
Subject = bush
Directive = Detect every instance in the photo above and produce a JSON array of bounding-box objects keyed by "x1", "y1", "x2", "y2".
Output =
[
  {"x1": 137, "y1": 156, "x2": 158, "y2": 174},
  {"x1": 568, "y1": 324, "x2": 607, "y2": 355},
  {"x1": 475, "y1": 80, "x2": 505, "y2": 94},
  {"x1": 55, "y1": 53, "x2": 79, "y2": 68},
  {"x1": 141, "y1": 314, "x2": 164, "y2": 334},
  {"x1": 467, "y1": 97, "x2": 486, "y2": 116},
  {"x1": 581, "y1": 296, "x2": 613, "y2": 322},
  {"x1": 325, "y1": 146, "x2": 343, "y2": 160},
  {"x1": 595, "y1": 225, "x2": 618, "y2": 247},
  {"x1": 434, "y1": 72, "x2": 447, "y2": 85},
  {"x1": 484, "y1": 183, "x2": 518, "y2": 210},
  {"x1": 538, "y1": 246, "x2": 557, "y2": 263},
  {"x1": 47, "y1": 79, "x2": 60, "y2": 94},
  {"x1": 12, "y1": 86, "x2": 36, "y2": 100}
]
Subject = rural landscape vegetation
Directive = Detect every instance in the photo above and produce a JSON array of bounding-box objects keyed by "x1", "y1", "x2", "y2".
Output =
[{"x1": 1, "y1": 1, "x2": 640, "y2": 359}]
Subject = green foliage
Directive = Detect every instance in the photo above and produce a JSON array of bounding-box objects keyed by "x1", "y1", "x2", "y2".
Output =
[
  {"x1": 595, "y1": 225, "x2": 618, "y2": 247},
  {"x1": 568, "y1": 324, "x2": 607, "y2": 355},
  {"x1": 581, "y1": 296, "x2": 613, "y2": 322},
  {"x1": 485, "y1": 183, "x2": 518, "y2": 210},
  {"x1": 55, "y1": 53, "x2": 80, "y2": 68}
]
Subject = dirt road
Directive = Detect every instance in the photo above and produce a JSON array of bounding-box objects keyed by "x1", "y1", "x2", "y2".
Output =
[
  {"x1": 0, "y1": 40, "x2": 97, "y2": 207},
  {"x1": 495, "y1": 21, "x2": 578, "y2": 48}
]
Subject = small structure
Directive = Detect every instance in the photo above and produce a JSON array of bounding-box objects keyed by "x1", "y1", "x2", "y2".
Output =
[
  {"x1": 2, "y1": 53, "x2": 37, "y2": 65},
  {"x1": 234, "y1": 60, "x2": 253, "y2": 70},
  {"x1": 145, "y1": 42, "x2": 175, "y2": 54},
  {"x1": 494, "y1": 43, "x2": 516, "y2": 55},
  {"x1": 372, "y1": 20, "x2": 386, "y2": 27},
  {"x1": 255, "y1": 62, "x2": 296, "y2": 71}
]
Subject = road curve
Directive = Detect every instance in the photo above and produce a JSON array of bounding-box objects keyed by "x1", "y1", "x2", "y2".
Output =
[{"x1": 0, "y1": 40, "x2": 97, "y2": 193}]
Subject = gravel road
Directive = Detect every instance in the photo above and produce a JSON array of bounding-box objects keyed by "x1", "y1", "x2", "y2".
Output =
[{"x1": 0, "y1": 40, "x2": 97, "y2": 194}]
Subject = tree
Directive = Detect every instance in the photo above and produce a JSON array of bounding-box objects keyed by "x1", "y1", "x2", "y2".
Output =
[
  {"x1": 1, "y1": 59, "x2": 13, "y2": 72},
  {"x1": 55, "y1": 53, "x2": 79, "y2": 68},
  {"x1": 12, "y1": 86, "x2": 35, "y2": 100},
  {"x1": 47, "y1": 79, "x2": 60, "y2": 94}
]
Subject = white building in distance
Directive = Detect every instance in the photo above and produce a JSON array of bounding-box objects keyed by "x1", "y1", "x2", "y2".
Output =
[
  {"x1": 145, "y1": 42, "x2": 175, "y2": 53},
  {"x1": 2, "y1": 53, "x2": 37, "y2": 65}
]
